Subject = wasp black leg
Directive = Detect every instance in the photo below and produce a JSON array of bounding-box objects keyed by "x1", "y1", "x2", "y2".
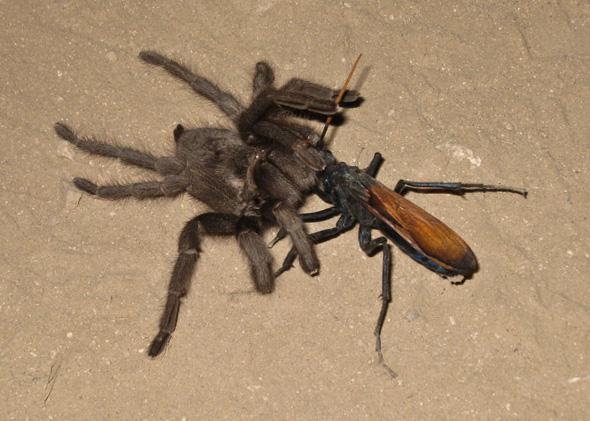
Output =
[
  {"x1": 358, "y1": 225, "x2": 397, "y2": 378},
  {"x1": 364, "y1": 152, "x2": 384, "y2": 178},
  {"x1": 268, "y1": 207, "x2": 341, "y2": 247},
  {"x1": 274, "y1": 214, "x2": 355, "y2": 277},
  {"x1": 300, "y1": 206, "x2": 341, "y2": 222},
  {"x1": 274, "y1": 226, "x2": 342, "y2": 277},
  {"x1": 311, "y1": 187, "x2": 333, "y2": 205},
  {"x1": 394, "y1": 180, "x2": 528, "y2": 197}
]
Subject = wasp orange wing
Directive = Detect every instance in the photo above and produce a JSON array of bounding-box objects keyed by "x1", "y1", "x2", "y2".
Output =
[{"x1": 365, "y1": 181, "x2": 478, "y2": 275}]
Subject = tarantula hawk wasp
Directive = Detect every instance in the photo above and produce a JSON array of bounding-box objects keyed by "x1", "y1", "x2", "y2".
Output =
[
  {"x1": 272, "y1": 55, "x2": 528, "y2": 374},
  {"x1": 55, "y1": 51, "x2": 359, "y2": 356}
]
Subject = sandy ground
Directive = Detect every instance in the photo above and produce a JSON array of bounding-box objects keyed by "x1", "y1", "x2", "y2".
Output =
[{"x1": 1, "y1": 1, "x2": 589, "y2": 419}]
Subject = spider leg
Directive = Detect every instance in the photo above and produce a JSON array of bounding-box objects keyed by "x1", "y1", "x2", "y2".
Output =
[
  {"x1": 55, "y1": 123, "x2": 183, "y2": 175},
  {"x1": 272, "y1": 203, "x2": 319, "y2": 275},
  {"x1": 250, "y1": 121, "x2": 325, "y2": 170},
  {"x1": 240, "y1": 69, "x2": 364, "y2": 170},
  {"x1": 243, "y1": 151, "x2": 317, "y2": 275},
  {"x1": 73, "y1": 175, "x2": 187, "y2": 200},
  {"x1": 394, "y1": 180, "x2": 528, "y2": 197},
  {"x1": 274, "y1": 227, "x2": 341, "y2": 278},
  {"x1": 266, "y1": 148, "x2": 318, "y2": 192},
  {"x1": 250, "y1": 63, "x2": 325, "y2": 147},
  {"x1": 252, "y1": 61, "x2": 275, "y2": 96},
  {"x1": 250, "y1": 66, "x2": 356, "y2": 148},
  {"x1": 236, "y1": 218, "x2": 275, "y2": 294},
  {"x1": 139, "y1": 50, "x2": 244, "y2": 123},
  {"x1": 239, "y1": 80, "x2": 342, "y2": 139},
  {"x1": 274, "y1": 214, "x2": 355, "y2": 277},
  {"x1": 271, "y1": 90, "x2": 338, "y2": 115},
  {"x1": 280, "y1": 78, "x2": 360, "y2": 106},
  {"x1": 149, "y1": 213, "x2": 239, "y2": 357},
  {"x1": 256, "y1": 161, "x2": 304, "y2": 207},
  {"x1": 250, "y1": 148, "x2": 318, "y2": 212},
  {"x1": 277, "y1": 121, "x2": 323, "y2": 146}
]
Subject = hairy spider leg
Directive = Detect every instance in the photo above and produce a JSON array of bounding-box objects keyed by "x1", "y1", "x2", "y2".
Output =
[
  {"x1": 149, "y1": 213, "x2": 275, "y2": 357},
  {"x1": 139, "y1": 51, "x2": 244, "y2": 122},
  {"x1": 55, "y1": 122, "x2": 184, "y2": 175},
  {"x1": 273, "y1": 214, "x2": 355, "y2": 277},
  {"x1": 72, "y1": 176, "x2": 187, "y2": 200}
]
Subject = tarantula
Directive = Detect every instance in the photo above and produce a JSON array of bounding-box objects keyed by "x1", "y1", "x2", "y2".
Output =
[{"x1": 55, "y1": 51, "x2": 359, "y2": 356}]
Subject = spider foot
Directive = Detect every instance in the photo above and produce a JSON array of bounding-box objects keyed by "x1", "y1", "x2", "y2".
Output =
[
  {"x1": 148, "y1": 332, "x2": 170, "y2": 357},
  {"x1": 73, "y1": 177, "x2": 98, "y2": 195},
  {"x1": 54, "y1": 122, "x2": 76, "y2": 142},
  {"x1": 138, "y1": 50, "x2": 167, "y2": 66}
]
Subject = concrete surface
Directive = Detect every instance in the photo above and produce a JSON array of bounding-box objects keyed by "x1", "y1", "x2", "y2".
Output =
[{"x1": 1, "y1": 1, "x2": 589, "y2": 419}]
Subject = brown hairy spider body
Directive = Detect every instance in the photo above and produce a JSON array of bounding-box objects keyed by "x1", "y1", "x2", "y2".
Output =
[{"x1": 55, "y1": 51, "x2": 358, "y2": 356}]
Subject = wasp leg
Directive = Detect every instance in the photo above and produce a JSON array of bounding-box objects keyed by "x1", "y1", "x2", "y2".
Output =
[
  {"x1": 364, "y1": 152, "x2": 384, "y2": 177},
  {"x1": 394, "y1": 180, "x2": 527, "y2": 197},
  {"x1": 274, "y1": 227, "x2": 341, "y2": 277},
  {"x1": 300, "y1": 206, "x2": 341, "y2": 222},
  {"x1": 268, "y1": 206, "x2": 340, "y2": 247},
  {"x1": 274, "y1": 214, "x2": 354, "y2": 277},
  {"x1": 358, "y1": 225, "x2": 397, "y2": 378}
]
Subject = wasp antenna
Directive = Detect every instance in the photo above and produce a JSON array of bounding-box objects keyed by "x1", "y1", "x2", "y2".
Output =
[{"x1": 317, "y1": 53, "x2": 362, "y2": 149}]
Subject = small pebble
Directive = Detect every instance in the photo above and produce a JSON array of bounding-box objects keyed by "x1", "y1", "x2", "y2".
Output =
[{"x1": 405, "y1": 310, "x2": 420, "y2": 322}]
